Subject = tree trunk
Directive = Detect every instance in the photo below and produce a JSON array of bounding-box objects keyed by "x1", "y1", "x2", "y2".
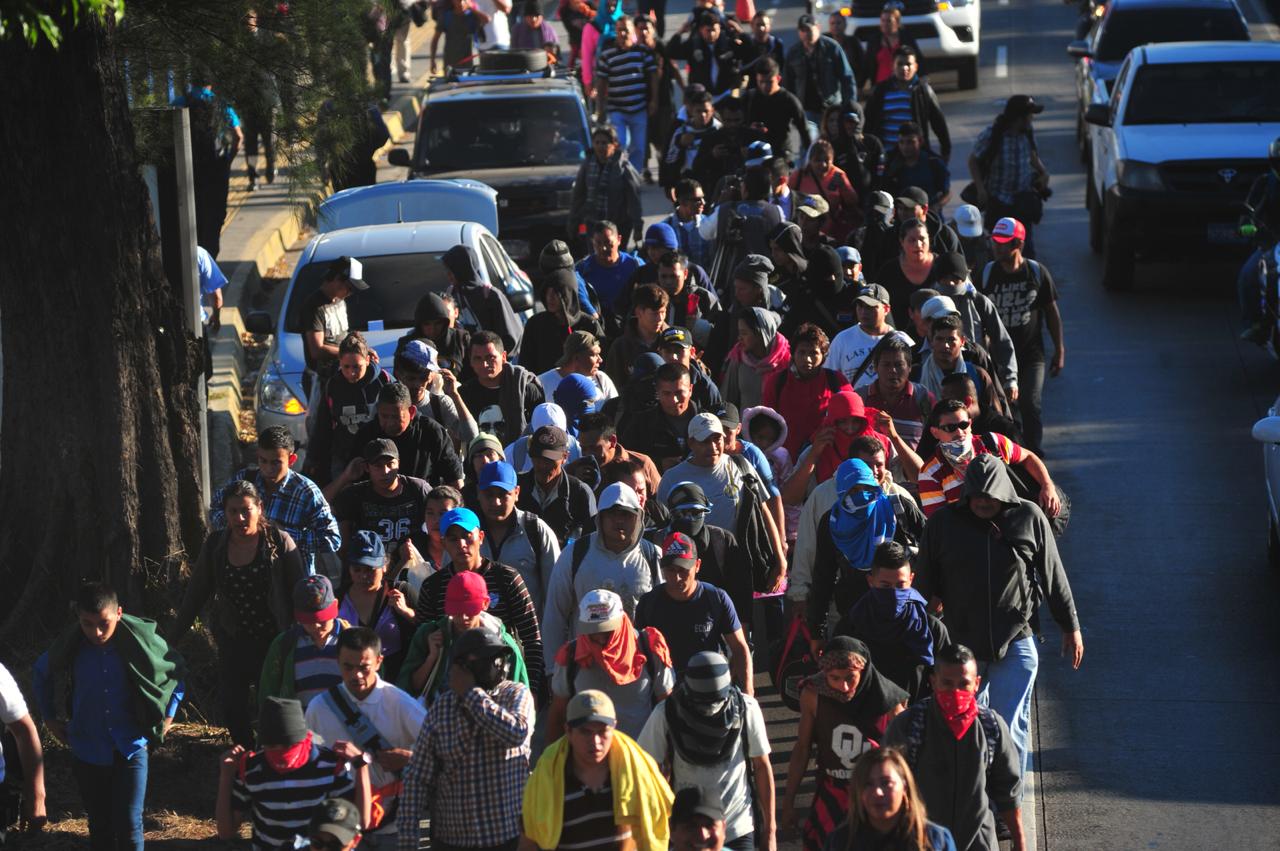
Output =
[{"x1": 0, "y1": 18, "x2": 207, "y2": 643}]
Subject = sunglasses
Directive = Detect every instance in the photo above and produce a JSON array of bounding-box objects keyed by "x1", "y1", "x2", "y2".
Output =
[{"x1": 936, "y1": 420, "x2": 972, "y2": 433}]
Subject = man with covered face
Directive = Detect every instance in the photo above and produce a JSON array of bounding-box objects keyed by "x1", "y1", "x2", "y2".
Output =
[
  {"x1": 918, "y1": 453, "x2": 1083, "y2": 802},
  {"x1": 637, "y1": 651, "x2": 775, "y2": 851}
]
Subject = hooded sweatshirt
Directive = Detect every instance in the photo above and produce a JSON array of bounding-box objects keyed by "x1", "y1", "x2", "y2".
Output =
[
  {"x1": 918, "y1": 455, "x2": 1079, "y2": 662},
  {"x1": 308, "y1": 364, "x2": 393, "y2": 481},
  {"x1": 442, "y1": 244, "x2": 524, "y2": 355},
  {"x1": 721, "y1": 307, "x2": 790, "y2": 410},
  {"x1": 780, "y1": 243, "x2": 858, "y2": 341},
  {"x1": 519, "y1": 270, "x2": 605, "y2": 377},
  {"x1": 741, "y1": 405, "x2": 797, "y2": 539},
  {"x1": 541, "y1": 512, "x2": 662, "y2": 670},
  {"x1": 932, "y1": 277, "x2": 1019, "y2": 397}
]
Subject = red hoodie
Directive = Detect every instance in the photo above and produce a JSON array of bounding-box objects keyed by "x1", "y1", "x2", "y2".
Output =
[{"x1": 761, "y1": 365, "x2": 851, "y2": 458}]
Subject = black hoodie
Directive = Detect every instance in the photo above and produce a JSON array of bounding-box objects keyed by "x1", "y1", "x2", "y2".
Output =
[
  {"x1": 442, "y1": 245, "x2": 523, "y2": 356},
  {"x1": 918, "y1": 454, "x2": 1079, "y2": 661},
  {"x1": 779, "y1": 244, "x2": 857, "y2": 339},
  {"x1": 519, "y1": 269, "x2": 605, "y2": 376}
]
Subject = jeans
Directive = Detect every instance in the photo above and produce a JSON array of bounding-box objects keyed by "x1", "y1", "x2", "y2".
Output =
[
  {"x1": 609, "y1": 109, "x2": 649, "y2": 172},
  {"x1": 72, "y1": 748, "x2": 149, "y2": 851},
  {"x1": 1015, "y1": 355, "x2": 1046, "y2": 455},
  {"x1": 217, "y1": 634, "x2": 272, "y2": 747},
  {"x1": 976, "y1": 635, "x2": 1037, "y2": 801},
  {"x1": 1238, "y1": 245, "x2": 1264, "y2": 326}
]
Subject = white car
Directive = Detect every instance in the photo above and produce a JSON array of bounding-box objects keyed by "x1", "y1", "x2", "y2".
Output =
[
  {"x1": 835, "y1": 0, "x2": 982, "y2": 90},
  {"x1": 248, "y1": 180, "x2": 533, "y2": 454},
  {"x1": 1253, "y1": 409, "x2": 1280, "y2": 568}
]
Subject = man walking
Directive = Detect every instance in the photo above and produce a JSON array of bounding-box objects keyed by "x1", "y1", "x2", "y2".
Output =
[
  {"x1": 865, "y1": 46, "x2": 949, "y2": 161},
  {"x1": 596, "y1": 18, "x2": 659, "y2": 175},
  {"x1": 968, "y1": 95, "x2": 1051, "y2": 255}
]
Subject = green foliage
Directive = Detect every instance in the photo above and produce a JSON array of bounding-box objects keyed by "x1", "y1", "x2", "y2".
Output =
[{"x1": 0, "y1": 0, "x2": 125, "y2": 48}]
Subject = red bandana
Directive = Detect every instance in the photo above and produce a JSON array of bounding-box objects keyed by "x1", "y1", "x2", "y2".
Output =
[
  {"x1": 265, "y1": 733, "x2": 313, "y2": 774},
  {"x1": 934, "y1": 689, "x2": 979, "y2": 740}
]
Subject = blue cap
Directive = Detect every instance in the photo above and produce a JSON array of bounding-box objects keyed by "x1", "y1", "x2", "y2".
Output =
[
  {"x1": 440, "y1": 507, "x2": 481, "y2": 535},
  {"x1": 554, "y1": 373, "x2": 597, "y2": 416},
  {"x1": 836, "y1": 246, "x2": 861, "y2": 265},
  {"x1": 644, "y1": 222, "x2": 679, "y2": 249},
  {"x1": 479, "y1": 460, "x2": 518, "y2": 492},
  {"x1": 346, "y1": 530, "x2": 387, "y2": 568},
  {"x1": 399, "y1": 339, "x2": 439, "y2": 372}
]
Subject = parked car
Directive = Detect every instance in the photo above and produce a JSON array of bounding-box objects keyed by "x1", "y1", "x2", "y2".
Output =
[
  {"x1": 1083, "y1": 41, "x2": 1280, "y2": 289},
  {"x1": 1067, "y1": 0, "x2": 1249, "y2": 162},
  {"x1": 388, "y1": 50, "x2": 592, "y2": 265},
  {"x1": 1252, "y1": 408, "x2": 1280, "y2": 568},
  {"x1": 247, "y1": 180, "x2": 533, "y2": 455},
  {"x1": 835, "y1": 0, "x2": 982, "y2": 90}
]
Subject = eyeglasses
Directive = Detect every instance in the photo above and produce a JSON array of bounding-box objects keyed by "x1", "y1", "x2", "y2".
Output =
[{"x1": 936, "y1": 420, "x2": 972, "y2": 433}]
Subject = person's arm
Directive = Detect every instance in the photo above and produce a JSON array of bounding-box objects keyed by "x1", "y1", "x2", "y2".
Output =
[
  {"x1": 1032, "y1": 518, "x2": 1083, "y2": 669},
  {"x1": 759, "y1": 489, "x2": 787, "y2": 593},
  {"x1": 306, "y1": 481, "x2": 344, "y2": 557},
  {"x1": 171, "y1": 536, "x2": 216, "y2": 641},
  {"x1": 647, "y1": 69, "x2": 659, "y2": 117},
  {"x1": 781, "y1": 436, "x2": 827, "y2": 506},
  {"x1": 396, "y1": 723, "x2": 435, "y2": 851},
  {"x1": 967, "y1": 133, "x2": 989, "y2": 205},
  {"x1": 596, "y1": 75, "x2": 609, "y2": 121},
  {"x1": 460, "y1": 684, "x2": 534, "y2": 746},
  {"x1": 545, "y1": 694, "x2": 569, "y2": 737},
  {"x1": 767, "y1": 493, "x2": 785, "y2": 541},
  {"x1": 440, "y1": 370, "x2": 479, "y2": 443},
  {"x1": 410, "y1": 628, "x2": 445, "y2": 694},
  {"x1": 786, "y1": 483, "x2": 823, "y2": 611},
  {"x1": 835, "y1": 43, "x2": 855, "y2": 106},
  {"x1": 429, "y1": 26, "x2": 443, "y2": 73},
  {"x1": 8, "y1": 715, "x2": 45, "y2": 831},
  {"x1": 1045, "y1": 298, "x2": 1066, "y2": 376},
  {"x1": 925, "y1": 85, "x2": 950, "y2": 161},
  {"x1": 323, "y1": 456, "x2": 366, "y2": 504},
  {"x1": 541, "y1": 550, "x2": 574, "y2": 671},
  {"x1": 753, "y1": 753, "x2": 777, "y2": 851},
  {"x1": 979, "y1": 298, "x2": 1019, "y2": 401},
  {"x1": 780, "y1": 687, "x2": 817, "y2": 831},
  {"x1": 990, "y1": 711, "x2": 1027, "y2": 850},
  {"x1": 1000, "y1": 809, "x2": 1027, "y2": 851},
  {"x1": 1012, "y1": 448, "x2": 1059, "y2": 517},
  {"x1": 873, "y1": 411, "x2": 923, "y2": 481},
  {"x1": 724, "y1": 627, "x2": 754, "y2": 695},
  {"x1": 306, "y1": 330, "x2": 341, "y2": 366},
  {"x1": 793, "y1": 94, "x2": 812, "y2": 151},
  {"x1": 216, "y1": 746, "x2": 246, "y2": 841}
]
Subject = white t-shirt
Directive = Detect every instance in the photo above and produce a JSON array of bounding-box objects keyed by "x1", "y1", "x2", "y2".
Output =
[
  {"x1": 637, "y1": 694, "x2": 771, "y2": 841},
  {"x1": 826, "y1": 325, "x2": 890, "y2": 389},
  {"x1": 473, "y1": 0, "x2": 510, "y2": 48},
  {"x1": 0, "y1": 664, "x2": 27, "y2": 784},
  {"x1": 536, "y1": 368, "x2": 619, "y2": 409}
]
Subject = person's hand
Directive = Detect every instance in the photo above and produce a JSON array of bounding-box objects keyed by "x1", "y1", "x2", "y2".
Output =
[
  {"x1": 439, "y1": 367, "x2": 459, "y2": 395},
  {"x1": 1062, "y1": 630, "x2": 1084, "y2": 670},
  {"x1": 400, "y1": 537, "x2": 423, "y2": 568},
  {"x1": 342, "y1": 456, "x2": 368, "y2": 482},
  {"x1": 762, "y1": 830, "x2": 777, "y2": 851},
  {"x1": 386, "y1": 587, "x2": 414, "y2": 620},
  {"x1": 1039, "y1": 481, "x2": 1061, "y2": 518},
  {"x1": 928, "y1": 595, "x2": 943, "y2": 615},
  {"x1": 810, "y1": 425, "x2": 836, "y2": 455},
  {"x1": 450, "y1": 661, "x2": 476, "y2": 696},
  {"x1": 220, "y1": 744, "x2": 246, "y2": 775},
  {"x1": 1008, "y1": 384, "x2": 1019, "y2": 402},
  {"x1": 808, "y1": 638, "x2": 823, "y2": 659},
  {"x1": 1051, "y1": 349, "x2": 1065, "y2": 377},
  {"x1": 764, "y1": 565, "x2": 786, "y2": 594},
  {"x1": 779, "y1": 800, "x2": 797, "y2": 830},
  {"x1": 162, "y1": 716, "x2": 175, "y2": 736},
  {"x1": 368, "y1": 348, "x2": 380, "y2": 364},
  {"x1": 332, "y1": 740, "x2": 364, "y2": 763},
  {"x1": 208, "y1": 310, "x2": 222, "y2": 335},
  {"x1": 678, "y1": 132, "x2": 695, "y2": 148},
  {"x1": 375, "y1": 747, "x2": 413, "y2": 772},
  {"x1": 45, "y1": 720, "x2": 68, "y2": 746},
  {"x1": 873, "y1": 409, "x2": 898, "y2": 439},
  {"x1": 427, "y1": 628, "x2": 445, "y2": 658},
  {"x1": 430, "y1": 59, "x2": 439, "y2": 76}
]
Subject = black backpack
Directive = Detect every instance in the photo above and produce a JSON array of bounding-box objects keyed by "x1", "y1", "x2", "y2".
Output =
[
  {"x1": 978, "y1": 434, "x2": 1071, "y2": 537},
  {"x1": 726, "y1": 454, "x2": 776, "y2": 593},
  {"x1": 901, "y1": 700, "x2": 1003, "y2": 768}
]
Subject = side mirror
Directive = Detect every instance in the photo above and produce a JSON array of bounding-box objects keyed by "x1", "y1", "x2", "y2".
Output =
[
  {"x1": 1253, "y1": 416, "x2": 1280, "y2": 443},
  {"x1": 1066, "y1": 39, "x2": 1090, "y2": 59},
  {"x1": 387, "y1": 148, "x2": 413, "y2": 168},
  {"x1": 245, "y1": 310, "x2": 274, "y2": 335},
  {"x1": 1084, "y1": 103, "x2": 1111, "y2": 127}
]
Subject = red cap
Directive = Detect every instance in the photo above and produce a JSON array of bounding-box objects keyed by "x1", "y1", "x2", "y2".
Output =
[
  {"x1": 661, "y1": 531, "x2": 698, "y2": 569},
  {"x1": 446, "y1": 570, "x2": 490, "y2": 617},
  {"x1": 990, "y1": 217, "x2": 1026, "y2": 244}
]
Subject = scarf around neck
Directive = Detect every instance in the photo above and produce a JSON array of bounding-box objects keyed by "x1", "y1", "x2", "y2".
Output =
[
  {"x1": 665, "y1": 683, "x2": 743, "y2": 766},
  {"x1": 828, "y1": 459, "x2": 896, "y2": 570},
  {"x1": 846, "y1": 587, "x2": 935, "y2": 666},
  {"x1": 918, "y1": 350, "x2": 966, "y2": 400},
  {"x1": 556, "y1": 620, "x2": 655, "y2": 686},
  {"x1": 727, "y1": 307, "x2": 791, "y2": 375},
  {"x1": 805, "y1": 637, "x2": 908, "y2": 738}
]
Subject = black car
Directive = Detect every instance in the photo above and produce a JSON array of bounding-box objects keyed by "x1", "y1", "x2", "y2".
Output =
[{"x1": 388, "y1": 50, "x2": 593, "y2": 267}]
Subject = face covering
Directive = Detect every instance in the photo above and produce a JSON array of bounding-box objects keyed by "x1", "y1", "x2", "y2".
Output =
[
  {"x1": 671, "y1": 509, "x2": 708, "y2": 538},
  {"x1": 938, "y1": 434, "x2": 976, "y2": 469},
  {"x1": 934, "y1": 688, "x2": 979, "y2": 740},
  {"x1": 467, "y1": 654, "x2": 509, "y2": 691},
  {"x1": 265, "y1": 733, "x2": 313, "y2": 774},
  {"x1": 868, "y1": 586, "x2": 915, "y2": 620},
  {"x1": 689, "y1": 697, "x2": 726, "y2": 717}
]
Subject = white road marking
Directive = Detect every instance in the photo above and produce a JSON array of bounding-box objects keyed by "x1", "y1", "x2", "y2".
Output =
[
  {"x1": 999, "y1": 0, "x2": 1010, "y2": 6},
  {"x1": 996, "y1": 44, "x2": 1009, "y2": 78}
]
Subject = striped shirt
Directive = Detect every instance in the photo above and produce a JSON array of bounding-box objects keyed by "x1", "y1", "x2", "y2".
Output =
[
  {"x1": 293, "y1": 630, "x2": 342, "y2": 709},
  {"x1": 558, "y1": 763, "x2": 631, "y2": 851},
  {"x1": 918, "y1": 432, "x2": 1025, "y2": 517},
  {"x1": 232, "y1": 746, "x2": 356, "y2": 850},
  {"x1": 396, "y1": 681, "x2": 534, "y2": 850},
  {"x1": 880, "y1": 88, "x2": 914, "y2": 147},
  {"x1": 596, "y1": 46, "x2": 657, "y2": 115}
]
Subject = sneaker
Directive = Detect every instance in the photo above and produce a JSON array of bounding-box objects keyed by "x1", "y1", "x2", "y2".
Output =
[
  {"x1": 398, "y1": 73, "x2": 411, "y2": 83},
  {"x1": 995, "y1": 817, "x2": 1012, "y2": 842},
  {"x1": 265, "y1": 166, "x2": 276, "y2": 185},
  {"x1": 1240, "y1": 321, "x2": 1270, "y2": 345}
]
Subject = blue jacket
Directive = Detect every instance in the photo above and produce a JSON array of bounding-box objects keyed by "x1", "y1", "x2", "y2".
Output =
[{"x1": 783, "y1": 35, "x2": 855, "y2": 112}]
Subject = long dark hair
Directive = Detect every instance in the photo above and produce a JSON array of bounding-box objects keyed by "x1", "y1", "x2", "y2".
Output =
[{"x1": 847, "y1": 748, "x2": 930, "y2": 850}]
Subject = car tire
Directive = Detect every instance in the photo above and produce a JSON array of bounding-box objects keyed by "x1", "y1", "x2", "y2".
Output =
[
  {"x1": 1076, "y1": 113, "x2": 1089, "y2": 165},
  {"x1": 958, "y1": 56, "x2": 979, "y2": 91},
  {"x1": 1269, "y1": 512, "x2": 1280, "y2": 571},
  {"x1": 1086, "y1": 181, "x2": 1103, "y2": 254},
  {"x1": 1100, "y1": 202, "x2": 1134, "y2": 291}
]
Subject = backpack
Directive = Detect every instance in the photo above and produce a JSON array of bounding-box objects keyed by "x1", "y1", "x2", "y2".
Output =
[
  {"x1": 569, "y1": 534, "x2": 662, "y2": 587},
  {"x1": 562, "y1": 628, "x2": 664, "y2": 703},
  {"x1": 977, "y1": 433, "x2": 1071, "y2": 537},
  {"x1": 726, "y1": 453, "x2": 776, "y2": 593},
  {"x1": 979, "y1": 258, "x2": 1043, "y2": 295},
  {"x1": 902, "y1": 701, "x2": 1002, "y2": 768}
]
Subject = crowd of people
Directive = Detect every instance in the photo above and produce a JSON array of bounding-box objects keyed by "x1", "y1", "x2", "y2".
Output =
[{"x1": 6, "y1": 3, "x2": 1088, "y2": 851}]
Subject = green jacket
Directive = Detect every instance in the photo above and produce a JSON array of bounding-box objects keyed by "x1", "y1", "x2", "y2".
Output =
[
  {"x1": 258, "y1": 619, "x2": 353, "y2": 712},
  {"x1": 395, "y1": 614, "x2": 529, "y2": 706}
]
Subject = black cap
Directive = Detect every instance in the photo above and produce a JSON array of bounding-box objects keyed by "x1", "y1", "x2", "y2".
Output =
[
  {"x1": 932, "y1": 252, "x2": 970, "y2": 282},
  {"x1": 259, "y1": 697, "x2": 310, "y2": 747},
  {"x1": 901, "y1": 186, "x2": 929, "y2": 208},
  {"x1": 309, "y1": 798, "x2": 361, "y2": 846},
  {"x1": 363, "y1": 437, "x2": 400, "y2": 462},
  {"x1": 718, "y1": 403, "x2": 741, "y2": 430},
  {"x1": 1004, "y1": 94, "x2": 1045, "y2": 117},
  {"x1": 797, "y1": 13, "x2": 816, "y2": 27},
  {"x1": 672, "y1": 786, "x2": 727, "y2": 825},
  {"x1": 327, "y1": 256, "x2": 368, "y2": 291}
]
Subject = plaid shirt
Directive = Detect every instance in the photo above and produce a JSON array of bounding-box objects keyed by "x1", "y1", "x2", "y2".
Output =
[
  {"x1": 210, "y1": 467, "x2": 341, "y2": 574},
  {"x1": 397, "y1": 680, "x2": 534, "y2": 850},
  {"x1": 973, "y1": 125, "x2": 1037, "y2": 205}
]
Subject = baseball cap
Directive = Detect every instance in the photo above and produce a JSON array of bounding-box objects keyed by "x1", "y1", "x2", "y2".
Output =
[
  {"x1": 445, "y1": 570, "x2": 489, "y2": 617},
  {"x1": 856, "y1": 283, "x2": 891, "y2": 308},
  {"x1": 671, "y1": 787, "x2": 727, "y2": 826},
  {"x1": 293, "y1": 575, "x2": 338, "y2": 623},
  {"x1": 557, "y1": 330, "x2": 599, "y2": 368},
  {"x1": 566, "y1": 689, "x2": 617, "y2": 727},
  {"x1": 399, "y1": 339, "x2": 439, "y2": 372},
  {"x1": 644, "y1": 222, "x2": 679, "y2": 249},
  {"x1": 345, "y1": 530, "x2": 386, "y2": 570},
  {"x1": 870, "y1": 191, "x2": 894, "y2": 216},
  {"x1": 953, "y1": 204, "x2": 983, "y2": 238},
  {"x1": 309, "y1": 798, "x2": 361, "y2": 847},
  {"x1": 440, "y1": 506, "x2": 481, "y2": 535},
  {"x1": 718, "y1": 403, "x2": 741, "y2": 430},
  {"x1": 932, "y1": 252, "x2": 970, "y2": 282},
  {"x1": 1004, "y1": 94, "x2": 1045, "y2": 116},
  {"x1": 795, "y1": 194, "x2": 830, "y2": 218},
  {"x1": 744, "y1": 140, "x2": 773, "y2": 169},
  {"x1": 362, "y1": 437, "x2": 399, "y2": 462},
  {"x1": 921, "y1": 295, "x2": 960, "y2": 321},
  {"x1": 329, "y1": 256, "x2": 368, "y2": 291},
  {"x1": 661, "y1": 531, "x2": 698, "y2": 570},
  {"x1": 688, "y1": 412, "x2": 724, "y2": 442},
  {"x1": 597, "y1": 482, "x2": 642, "y2": 514},
  {"x1": 991, "y1": 217, "x2": 1027, "y2": 244},
  {"x1": 577, "y1": 589, "x2": 625, "y2": 634},
  {"x1": 659, "y1": 326, "x2": 694, "y2": 350},
  {"x1": 479, "y1": 460, "x2": 518, "y2": 492},
  {"x1": 797, "y1": 13, "x2": 816, "y2": 28},
  {"x1": 667, "y1": 481, "x2": 711, "y2": 512},
  {"x1": 836, "y1": 246, "x2": 862, "y2": 265},
  {"x1": 529, "y1": 425, "x2": 570, "y2": 461}
]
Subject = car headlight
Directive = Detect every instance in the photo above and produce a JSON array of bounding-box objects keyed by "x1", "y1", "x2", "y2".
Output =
[
  {"x1": 1116, "y1": 160, "x2": 1165, "y2": 192},
  {"x1": 259, "y1": 361, "x2": 306, "y2": 416}
]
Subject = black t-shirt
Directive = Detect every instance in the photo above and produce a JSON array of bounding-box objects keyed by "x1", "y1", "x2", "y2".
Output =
[
  {"x1": 877, "y1": 257, "x2": 942, "y2": 330},
  {"x1": 746, "y1": 89, "x2": 808, "y2": 162},
  {"x1": 460, "y1": 382, "x2": 503, "y2": 436},
  {"x1": 351, "y1": 416, "x2": 464, "y2": 486},
  {"x1": 335, "y1": 475, "x2": 432, "y2": 557},
  {"x1": 980, "y1": 259, "x2": 1058, "y2": 358},
  {"x1": 633, "y1": 581, "x2": 741, "y2": 674}
]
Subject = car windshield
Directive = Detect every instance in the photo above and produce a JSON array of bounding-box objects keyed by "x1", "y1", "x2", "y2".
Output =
[
  {"x1": 417, "y1": 96, "x2": 588, "y2": 171},
  {"x1": 1124, "y1": 61, "x2": 1280, "y2": 124},
  {"x1": 1094, "y1": 8, "x2": 1248, "y2": 62},
  {"x1": 284, "y1": 253, "x2": 451, "y2": 334}
]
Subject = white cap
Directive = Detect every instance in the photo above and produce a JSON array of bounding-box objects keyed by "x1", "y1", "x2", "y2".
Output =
[
  {"x1": 921, "y1": 295, "x2": 960, "y2": 321},
  {"x1": 577, "y1": 589, "x2": 625, "y2": 633},
  {"x1": 688, "y1": 413, "x2": 725, "y2": 442},
  {"x1": 597, "y1": 482, "x2": 642, "y2": 514},
  {"x1": 531, "y1": 402, "x2": 567, "y2": 432},
  {"x1": 953, "y1": 204, "x2": 984, "y2": 238}
]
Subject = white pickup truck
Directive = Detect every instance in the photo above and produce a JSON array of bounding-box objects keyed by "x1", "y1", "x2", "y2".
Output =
[{"x1": 1083, "y1": 40, "x2": 1280, "y2": 290}]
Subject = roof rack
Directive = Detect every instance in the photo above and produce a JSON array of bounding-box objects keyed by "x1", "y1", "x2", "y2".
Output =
[{"x1": 444, "y1": 65, "x2": 565, "y2": 84}]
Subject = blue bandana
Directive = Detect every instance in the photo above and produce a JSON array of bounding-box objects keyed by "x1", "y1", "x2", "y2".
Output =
[{"x1": 828, "y1": 459, "x2": 897, "y2": 569}]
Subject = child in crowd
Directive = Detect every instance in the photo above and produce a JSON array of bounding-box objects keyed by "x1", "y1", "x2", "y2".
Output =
[{"x1": 307, "y1": 331, "x2": 392, "y2": 486}]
